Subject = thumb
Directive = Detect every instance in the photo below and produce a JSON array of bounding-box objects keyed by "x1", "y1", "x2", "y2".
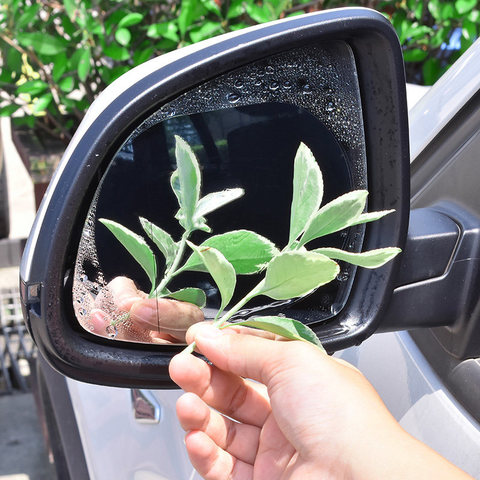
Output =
[{"x1": 186, "y1": 323, "x2": 323, "y2": 386}]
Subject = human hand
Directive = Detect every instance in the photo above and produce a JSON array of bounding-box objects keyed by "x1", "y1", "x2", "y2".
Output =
[
  {"x1": 86, "y1": 276, "x2": 204, "y2": 343},
  {"x1": 169, "y1": 323, "x2": 473, "y2": 480}
]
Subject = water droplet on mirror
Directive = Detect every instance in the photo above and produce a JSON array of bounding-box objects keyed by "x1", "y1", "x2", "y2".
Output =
[
  {"x1": 283, "y1": 80, "x2": 292, "y2": 89},
  {"x1": 265, "y1": 65, "x2": 274, "y2": 75},
  {"x1": 227, "y1": 93, "x2": 240, "y2": 104},
  {"x1": 234, "y1": 79, "x2": 244, "y2": 89},
  {"x1": 106, "y1": 325, "x2": 118, "y2": 338},
  {"x1": 269, "y1": 81, "x2": 279, "y2": 91},
  {"x1": 326, "y1": 101, "x2": 335, "y2": 112},
  {"x1": 302, "y1": 84, "x2": 312, "y2": 94},
  {"x1": 79, "y1": 274, "x2": 88, "y2": 283},
  {"x1": 79, "y1": 308, "x2": 87, "y2": 316},
  {"x1": 336, "y1": 272, "x2": 350, "y2": 282}
]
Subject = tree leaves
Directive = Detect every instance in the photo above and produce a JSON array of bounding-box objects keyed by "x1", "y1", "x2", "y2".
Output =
[
  {"x1": 172, "y1": 135, "x2": 201, "y2": 231},
  {"x1": 226, "y1": 316, "x2": 324, "y2": 350},
  {"x1": 195, "y1": 188, "x2": 244, "y2": 219},
  {"x1": 299, "y1": 190, "x2": 368, "y2": 246},
  {"x1": 289, "y1": 142, "x2": 323, "y2": 245},
  {"x1": 163, "y1": 287, "x2": 206, "y2": 308},
  {"x1": 99, "y1": 219, "x2": 156, "y2": 293},
  {"x1": 182, "y1": 230, "x2": 278, "y2": 275},
  {"x1": 258, "y1": 251, "x2": 340, "y2": 300},
  {"x1": 17, "y1": 32, "x2": 67, "y2": 55},
  {"x1": 314, "y1": 247, "x2": 401, "y2": 269},
  {"x1": 140, "y1": 217, "x2": 177, "y2": 270},
  {"x1": 187, "y1": 242, "x2": 236, "y2": 314}
]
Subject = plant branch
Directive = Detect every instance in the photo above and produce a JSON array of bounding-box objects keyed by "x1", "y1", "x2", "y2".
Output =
[{"x1": 151, "y1": 229, "x2": 191, "y2": 298}]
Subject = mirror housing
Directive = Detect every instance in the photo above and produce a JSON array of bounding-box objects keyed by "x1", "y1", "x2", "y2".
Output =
[{"x1": 20, "y1": 8, "x2": 409, "y2": 388}]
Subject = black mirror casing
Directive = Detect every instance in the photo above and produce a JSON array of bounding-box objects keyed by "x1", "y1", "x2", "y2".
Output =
[{"x1": 20, "y1": 8, "x2": 410, "y2": 388}]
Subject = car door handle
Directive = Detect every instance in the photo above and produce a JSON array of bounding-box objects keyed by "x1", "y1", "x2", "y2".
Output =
[{"x1": 131, "y1": 389, "x2": 162, "y2": 424}]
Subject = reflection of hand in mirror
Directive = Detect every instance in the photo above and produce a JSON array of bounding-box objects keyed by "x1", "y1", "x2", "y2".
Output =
[{"x1": 89, "y1": 277, "x2": 204, "y2": 344}]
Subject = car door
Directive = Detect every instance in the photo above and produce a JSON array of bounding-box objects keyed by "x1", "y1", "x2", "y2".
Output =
[{"x1": 337, "y1": 38, "x2": 480, "y2": 479}]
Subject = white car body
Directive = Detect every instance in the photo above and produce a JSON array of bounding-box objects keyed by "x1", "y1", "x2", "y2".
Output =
[{"x1": 63, "y1": 38, "x2": 480, "y2": 480}]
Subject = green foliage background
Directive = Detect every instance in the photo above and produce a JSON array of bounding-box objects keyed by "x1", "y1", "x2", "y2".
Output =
[{"x1": 0, "y1": 0, "x2": 478, "y2": 141}]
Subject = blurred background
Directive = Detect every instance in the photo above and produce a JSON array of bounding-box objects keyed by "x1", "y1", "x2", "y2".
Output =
[{"x1": 0, "y1": 1, "x2": 478, "y2": 479}]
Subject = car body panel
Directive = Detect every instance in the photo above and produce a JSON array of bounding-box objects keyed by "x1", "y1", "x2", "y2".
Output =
[
  {"x1": 337, "y1": 332, "x2": 480, "y2": 478},
  {"x1": 67, "y1": 378, "x2": 201, "y2": 480},
  {"x1": 409, "y1": 38, "x2": 480, "y2": 161}
]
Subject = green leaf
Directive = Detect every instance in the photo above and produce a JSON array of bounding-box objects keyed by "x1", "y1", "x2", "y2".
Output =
[
  {"x1": 118, "y1": 12, "x2": 144, "y2": 28},
  {"x1": 0, "y1": 104, "x2": 21, "y2": 117},
  {"x1": 139, "y1": 217, "x2": 177, "y2": 269},
  {"x1": 182, "y1": 230, "x2": 278, "y2": 275},
  {"x1": 462, "y1": 19, "x2": 477, "y2": 41},
  {"x1": 110, "y1": 65, "x2": 130, "y2": 82},
  {"x1": 227, "y1": 0, "x2": 246, "y2": 19},
  {"x1": 17, "y1": 3, "x2": 40, "y2": 28},
  {"x1": 259, "y1": 251, "x2": 339, "y2": 300},
  {"x1": 16, "y1": 80, "x2": 48, "y2": 96},
  {"x1": 52, "y1": 53, "x2": 68, "y2": 83},
  {"x1": 246, "y1": 3, "x2": 275, "y2": 23},
  {"x1": 7, "y1": 49, "x2": 22, "y2": 75},
  {"x1": 187, "y1": 242, "x2": 236, "y2": 313},
  {"x1": 422, "y1": 58, "x2": 442, "y2": 86},
  {"x1": 17, "y1": 33, "x2": 67, "y2": 56},
  {"x1": 33, "y1": 93, "x2": 53, "y2": 113},
  {"x1": 456, "y1": 0, "x2": 477, "y2": 14},
  {"x1": 348, "y1": 209, "x2": 395, "y2": 227},
  {"x1": 163, "y1": 287, "x2": 206, "y2": 308},
  {"x1": 104, "y1": 44, "x2": 130, "y2": 61},
  {"x1": 63, "y1": 0, "x2": 77, "y2": 20},
  {"x1": 195, "y1": 188, "x2": 244, "y2": 218},
  {"x1": 289, "y1": 142, "x2": 323, "y2": 244},
  {"x1": 147, "y1": 22, "x2": 179, "y2": 42},
  {"x1": 200, "y1": 0, "x2": 222, "y2": 16},
  {"x1": 115, "y1": 28, "x2": 131, "y2": 46},
  {"x1": 313, "y1": 247, "x2": 401, "y2": 269},
  {"x1": 59, "y1": 76, "x2": 74, "y2": 93},
  {"x1": 178, "y1": 0, "x2": 206, "y2": 37},
  {"x1": 172, "y1": 136, "x2": 201, "y2": 231},
  {"x1": 403, "y1": 48, "x2": 428, "y2": 62},
  {"x1": 300, "y1": 191, "x2": 368, "y2": 246},
  {"x1": 226, "y1": 316, "x2": 324, "y2": 350},
  {"x1": 133, "y1": 47, "x2": 154, "y2": 66},
  {"x1": 99, "y1": 219, "x2": 157, "y2": 293},
  {"x1": 190, "y1": 21, "x2": 223, "y2": 42},
  {"x1": 77, "y1": 49, "x2": 91, "y2": 82}
]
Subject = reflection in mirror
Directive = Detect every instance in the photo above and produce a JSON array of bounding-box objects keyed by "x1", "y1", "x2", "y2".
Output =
[{"x1": 73, "y1": 41, "x2": 367, "y2": 344}]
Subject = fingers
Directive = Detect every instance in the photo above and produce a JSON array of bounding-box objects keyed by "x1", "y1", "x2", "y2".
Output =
[
  {"x1": 90, "y1": 276, "x2": 204, "y2": 343},
  {"x1": 185, "y1": 323, "x2": 324, "y2": 388},
  {"x1": 177, "y1": 392, "x2": 260, "y2": 465},
  {"x1": 130, "y1": 297, "x2": 204, "y2": 341},
  {"x1": 184, "y1": 430, "x2": 253, "y2": 480},
  {"x1": 169, "y1": 349, "x2": 271, "y2": 427}
]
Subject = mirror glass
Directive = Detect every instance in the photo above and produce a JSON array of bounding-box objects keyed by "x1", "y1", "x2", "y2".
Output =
[{"x1": 72, "y1": 40, "x2": 367, "y2": 344}]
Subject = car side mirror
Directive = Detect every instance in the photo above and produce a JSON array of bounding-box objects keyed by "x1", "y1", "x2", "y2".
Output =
[{"x1": 20, "y1": 8, "x2": 410, "y2": 388}]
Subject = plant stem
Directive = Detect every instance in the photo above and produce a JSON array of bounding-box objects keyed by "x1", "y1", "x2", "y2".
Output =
[{"x1": 151, "y1": 229, "x2": 191, "y2": 298}]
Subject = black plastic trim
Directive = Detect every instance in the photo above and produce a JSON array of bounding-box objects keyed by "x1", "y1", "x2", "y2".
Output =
[
  {"x1": 21, "y1": 9, "x2": 409, "y2": 388},
  {"x1": 381, "y1": 203, "x2": 480, "y2": 336}
]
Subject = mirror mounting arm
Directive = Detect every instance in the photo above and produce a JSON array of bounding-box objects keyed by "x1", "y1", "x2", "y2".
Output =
[{"x1": 381, "y1": 202, "x2": 480, "y2": 360}]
